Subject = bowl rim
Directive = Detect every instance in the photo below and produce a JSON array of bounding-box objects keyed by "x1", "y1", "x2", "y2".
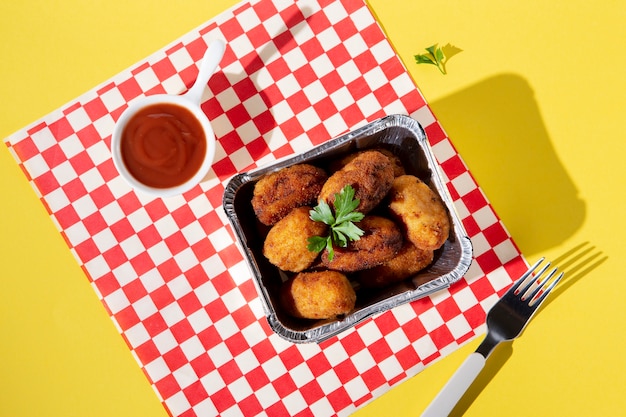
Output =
[{"x1": 111, "y1": 94, "x2": 216, "y2": 198}]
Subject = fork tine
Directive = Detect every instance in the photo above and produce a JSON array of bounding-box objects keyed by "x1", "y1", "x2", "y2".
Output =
[
  {"x1": 525, "y1": 266, "x2": 558, "y2": 301},
  {"x1": 510, "y1": 257, "x2": 545, "y2": 294},
  {"x1": 514, "y1": 258, "x2": 551, "y2": 300},
  {"x1": 530, "y1": 271, "x2": 564, "y2": 306}
]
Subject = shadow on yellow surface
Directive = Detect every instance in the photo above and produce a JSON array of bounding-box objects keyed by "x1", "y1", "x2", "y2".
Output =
[
  {"x1": 440, "y1": 44, "x2": 463, "y2": 75},
  {"x1": 448, "y1": 242, "x2": 606, "y2": 416},
  {"x1": 430, "y1": 74, "x2": 585, "y2": 256},
  {"x1": 541, "y1": 242, "x2": 608, "y2": 311}
]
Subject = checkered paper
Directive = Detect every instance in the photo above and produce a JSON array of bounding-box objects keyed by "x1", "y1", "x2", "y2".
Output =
[{"x1": 4, "y1": 0, "x2": 526, "y2": 415}]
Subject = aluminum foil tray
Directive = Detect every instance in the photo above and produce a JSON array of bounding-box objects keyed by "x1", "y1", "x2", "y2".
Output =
[{"x1": 223, "y1": 114, "x2": 473, "y2": 343}]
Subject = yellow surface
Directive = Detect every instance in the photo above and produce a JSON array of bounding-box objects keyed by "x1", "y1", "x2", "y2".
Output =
[{"x1": 0, "y1": 0, "x2": 624, "y2": 416}]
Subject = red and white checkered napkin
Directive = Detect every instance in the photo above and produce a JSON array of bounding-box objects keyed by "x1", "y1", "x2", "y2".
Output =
[{"x1": 4, "y1": 0, "x2": 526, "y2": 415}]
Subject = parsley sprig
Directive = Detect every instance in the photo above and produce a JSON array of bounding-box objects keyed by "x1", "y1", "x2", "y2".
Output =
[
  {"x1": 415, "y1": 44, "x2": 447, "y2": 74},
  {"x1": 414, "y1": 43, "x2": 463, "y2": 75},
  {"x1": 307, "y1": 185, "x2": 364, "y2": 261}
]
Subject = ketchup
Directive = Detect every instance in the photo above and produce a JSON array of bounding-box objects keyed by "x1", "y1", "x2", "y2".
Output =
[{"x1": 120, "y1": 103, "x2": 206, "y2": 189}]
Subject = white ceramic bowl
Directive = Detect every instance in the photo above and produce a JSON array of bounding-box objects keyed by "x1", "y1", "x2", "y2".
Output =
[{"x1": 111, "y1": 39, "x2": 225, "y2": 198}]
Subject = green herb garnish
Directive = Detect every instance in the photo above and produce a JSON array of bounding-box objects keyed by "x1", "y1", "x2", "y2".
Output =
[
  {"x1": 414, "y1": 43, "x2": 463, "y2": 74},
  {"x1": 415, "y1": 44, "x2": 447, "y2": 74},
  {"x1": 307, "y1": 185, "x2": 365, "y2": 261}
]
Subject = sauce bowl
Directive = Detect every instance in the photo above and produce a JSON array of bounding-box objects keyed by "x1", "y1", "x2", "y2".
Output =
[{"x1": 111, "y1": 39, "x2": 226, "y2": 198}]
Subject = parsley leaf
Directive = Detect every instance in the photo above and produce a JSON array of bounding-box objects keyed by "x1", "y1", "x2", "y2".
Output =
[
  {"x1": 307, "y1": 185, "x2": 365, "y2": 261},
  {"x1": 309, "y1": 200, "x2": 334, "y2": 224},
  {"x1": 307, "y1": 235, "x2": 332, "y2": 254},
  {"x1": 415, "y1": 44, "x2": 447, "y2": 74}
]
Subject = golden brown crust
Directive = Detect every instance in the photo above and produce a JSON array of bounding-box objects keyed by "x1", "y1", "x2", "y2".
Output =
[
  {"x1": 321, "y1": 215, "x2": 403, "y2": 272},
  {"x1": 263, "y1": 207, "x2": 327, "y2": 273},
  {"x1": 378, "y1": 148, "x2": 406, "y2": 178},
  {"x1": 252, "y1": 164, "x2": 327, "y2": 226},
  {"x1": 328, "y1": 148, "x2": 405, "y2": 177},
  {"x1": 281, "y1": 270, "x2": 356, "y2": 319},
  {"x1": 355, "y1": 242, "x2": 434, "y2": 288},
  {"x1": 318, "y1": 150, "x2": 394, "y2": 214},
  {"x1": 251, "y1": 151, "x2": 454, "y2": 319},
  {"x1": 388, "y1": 175, "x2": 450, "y2": 251}
]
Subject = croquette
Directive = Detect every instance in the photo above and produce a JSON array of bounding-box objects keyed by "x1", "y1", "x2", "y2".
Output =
[
  {"x1": 355, "y1": 242, "x2": 434, "y2": 288},
  {"x1": 281, "y1": 270, "x2": 356, "y2": 319},
  {"x1": 251, "y1": 148, "x2": 454, "y2": 322},
  {"x1": 378, "y1": 148, "x2": 406, "y2": 177},
  {"x1": 321, "y1": 215, "x2": 403, "y2": 272},
  {"x1": 328, "y1": 148, "x2": 405, "y2": 177},
  {"x1": 318, "y1": 150, "x2": 394, "y2": 214},
  {"x1": 252, "y1": 164, "x2": 327, "y2": 226},
  {"x1": 263, "y1": 206, "x2": 327, "y2": 273},
  {"x1": 388, "y1": 175, "x2": 450, "y2": 251}
]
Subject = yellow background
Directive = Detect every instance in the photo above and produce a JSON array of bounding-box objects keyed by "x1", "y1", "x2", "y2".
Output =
[{"x1": 1, "y1": 0, "x2": 624, "y2": 416}]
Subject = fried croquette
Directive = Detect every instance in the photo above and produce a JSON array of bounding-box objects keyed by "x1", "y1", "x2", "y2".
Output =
[
  {"x1": 328, "y1": 148, "x2": 405, "y2": 177},
  {"x1": 388, "y1": 175, "x2": 450, "y2": 251},
  {"x1": 263, "y1": 207, "x2": 327, "y2": 273},
  {"x1": 318, "y1": 150, "x2": 394, "y2": 214},
  {"x1": 321, "y1": 215, "x2": 403, "y2": 272},
  {"x1": 378, "y1": 148, "x2": 406, "y2": 177},
  {"x1": 252, "y1": 164, "x2": 327, "y2": 226},
  {"x1": 281, "y1": 270, "x2": 356, "y2": 319},
  {"x1": 355, "y1": 242, "x2": 434, "y2": 288}
]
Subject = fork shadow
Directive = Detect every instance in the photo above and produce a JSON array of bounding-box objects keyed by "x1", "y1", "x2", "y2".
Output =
[
  {"x1": 540, "y1": 242, "x2": 608, "y2": 311},
  {"x1": 448, "y1": 242, "x2": 608, "y2": 416}
]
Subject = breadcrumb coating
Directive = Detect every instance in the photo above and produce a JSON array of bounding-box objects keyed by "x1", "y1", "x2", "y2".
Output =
[
  {"x1": 388, "y1": 175, "x2": 450, "y2": 251},
  {"x1": 355, "y1": 242, "x2": 434, "y2": 288},
  {"x1": 252, "y1": 164, "x2": 327, "y2": 226},
  {"x1": 321, "y1": 215, "x2": 403, "y2": 272},
  {"x1": 281, "y1": 270, "x2": 356, "y2": 319},
  {"x1": 318, "y1": 150, "x2": 394, "y2": 215},
  {"x1": 263, "y1": 206, "x2": 327, "y2": 272}
]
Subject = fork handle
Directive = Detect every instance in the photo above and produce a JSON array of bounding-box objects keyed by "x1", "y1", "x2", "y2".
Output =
[{"x1": 421, "y1": 352, "x2": 485, "y2": 417}]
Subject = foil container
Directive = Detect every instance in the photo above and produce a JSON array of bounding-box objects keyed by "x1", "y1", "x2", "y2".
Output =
[{"x1": 223, "y1": 115, "x2": 473, "y2": 343}]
